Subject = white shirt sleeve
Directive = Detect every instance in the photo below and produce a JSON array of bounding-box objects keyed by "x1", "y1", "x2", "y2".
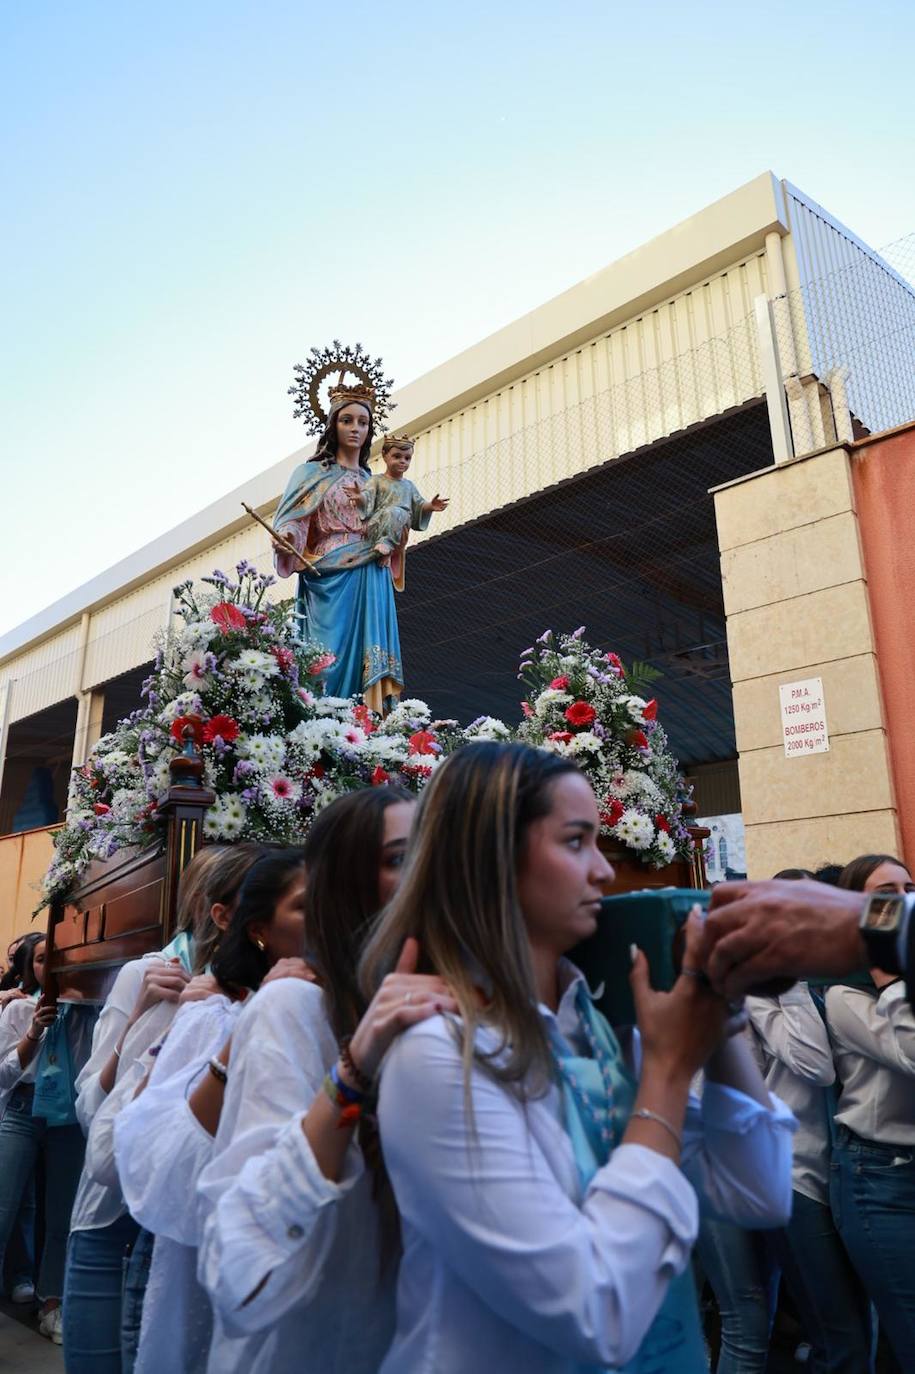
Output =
[
  {"x1": 746, "y1": 984, "x2": 836, "y2": 1085},
  {"x1": 377, "y1": 1019, "x2": 699, "y2": 1371},
  {"x1": 196, "y1": 980, "x2": 355, "y2": 1337},
  {"x1": 74, "y1": 957, "x2": 156, "y2": 1133},
  {"x1": 0, "y1": 999, "x2": 38, "y2": 1093},
  {"x1": 115, "y1": 997, "x2": 238, "y2": 1245},
  {"x1": 679, "y1": 1082, "x2": 795, "y2": 1227},
  {"x1": 826, "y1": 982, "x2": 915, "y2": 1074}
]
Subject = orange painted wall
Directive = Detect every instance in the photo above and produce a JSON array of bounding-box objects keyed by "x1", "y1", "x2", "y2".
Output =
[{"x1": 853, "y1": 422, "x2": 915, "y2": 870}]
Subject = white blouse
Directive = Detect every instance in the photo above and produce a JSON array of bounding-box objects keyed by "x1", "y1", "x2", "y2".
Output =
[
  {"x1": 70, "y1": 951, "x2": 167, "y2": 1232},
  {"x1": 197, "y1": 977, "x2": 396, "y2": 1374},
  {"x1": 114, "y1": 995, "x2": 244, "y2": 1374},
  {"x1": 826, "y1": 981, "x2": 915, "y2": 1145},
  {"x1": 746, "y1": 983, "x2": 835, "y2": 1204},
  {"x1": 0, "y1": 996, "x2": 42, "y2": 1101},
  {"x1": 377, "y1": 966, "x2": 796, "y2": 1374}
]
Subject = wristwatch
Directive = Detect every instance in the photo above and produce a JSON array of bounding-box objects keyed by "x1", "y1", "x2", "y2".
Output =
[{"x1": 858, "y1": 892, "x2": 907, "y2": 974}]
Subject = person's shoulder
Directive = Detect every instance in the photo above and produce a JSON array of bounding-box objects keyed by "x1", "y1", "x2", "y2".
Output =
[
  {"x1": 382, "y1": 1013, "x2": 467, "y2": 1078},
  {"x1": 237, "y1": 976, "x2": 326, "y2": 1038}
]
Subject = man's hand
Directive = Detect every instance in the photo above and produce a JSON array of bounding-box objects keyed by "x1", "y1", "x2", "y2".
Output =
[{"x1": 700, "y1": 880, "x2": 867, "y2": 999}]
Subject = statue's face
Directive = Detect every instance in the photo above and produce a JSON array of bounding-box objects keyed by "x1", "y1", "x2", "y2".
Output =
[
  {"x1": 335, "y1": 403, "x2": 371, "y2": 452},
  {"x1": 384, "y1": 444, "x2": 413, "y2": 478}
]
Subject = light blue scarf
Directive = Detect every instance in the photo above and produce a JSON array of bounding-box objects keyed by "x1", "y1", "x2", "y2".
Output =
[
  {"x1": 549, "y1": 984, "x2": 707, "y2": 1374},
  {"x1": 160, "y1": 929, "x2": 194, "y2": 973}
]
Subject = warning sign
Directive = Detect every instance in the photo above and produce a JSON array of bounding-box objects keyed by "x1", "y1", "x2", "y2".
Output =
[{"x1": 779, "y1": 677, "x2": 829, "y2": 758}]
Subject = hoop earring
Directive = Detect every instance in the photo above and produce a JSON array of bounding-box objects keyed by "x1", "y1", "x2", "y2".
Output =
[{"x1": 254, "y1": 937, "x2": 266, "y2": 952}]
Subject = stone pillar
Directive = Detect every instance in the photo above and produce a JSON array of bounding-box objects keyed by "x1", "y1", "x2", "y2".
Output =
[{"x1": 713, "y1": 446, "x2": 900, "y2": 877}]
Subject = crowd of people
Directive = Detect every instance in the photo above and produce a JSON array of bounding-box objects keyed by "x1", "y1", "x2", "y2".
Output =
[{"x1": 0, "y1": 741, "x2": 912, "y2": 1372}]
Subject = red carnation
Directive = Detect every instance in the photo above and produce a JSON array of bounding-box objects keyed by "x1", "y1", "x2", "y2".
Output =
[
  {"x1": 306, "y1": 763, "x2": 326, "y2": 781},
  {"x1": 564, "y1": 701, "x2": 596, "y2": 728},
  {"x1": 203, "y1": 714, "x2": 240, "y2": 745},
  {"x1": 627, "y1": 728, "x2": 649, "y2": 751},
  {"x1": 210, "y1": 602, "x2": 246, "y2": 632},
  {"x1": 642, "y1": 699, "x2": 658, "y2": 721},
  {"x1": 605, "y1": 652, "x2": 623, "y2": 676},
  {"x1": 170, "y1": 715, "x2": 205, "y2": 745},
  {"x1": 655, "y1": 814, "x2": 671, "y2": 833},
  {"x1": 408, "y1": 729, "x2": 439, "y2": 756},
  {"x1": 548, "y1": 730, "x2": 574, "y2": 744},
  {"x1": 271, "y1": 645, "x2": 296, "y2": 674},
  {"x1": 550, "y1": 675, "x2": 570, "y2": 690},
  {"x1": 353, "y1": 704, "x2": 377, "y2": 735},
  {"x1": 93, "y1": 803, "x2": 111, "y2": 816},
  {"x1": 370, "y1": 766, "x2": 391, "y2": 786},
  {"x1": 601, "y1": 799, "x2": 625, "y2": 827}
]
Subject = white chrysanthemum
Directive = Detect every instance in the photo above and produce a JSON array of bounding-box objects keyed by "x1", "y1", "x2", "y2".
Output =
[
  {"x1": 151, "y1": 756, "x2": 173, "y2": 796},
  {"x1": 568, "y1": 731, "x2": 603, "y2": 755},
  {"x1": 656, "y1": 831, "x2": 676, "y2": 862},
  {"x1": 361, "y1": 734, "x2": 409, "y2": 763},
  {"x1": 314, "y1": 695, "x2": 356, "y2": 717},
  {"x1": 464, "y1": 716, "x2": 511, "y2": 741},
  {"x1": 540, "y1": 736, "x2": 572, "y2": 756},
  {"x1": 621, "y1": 770, "x2": 663, "y2": 804},
  {"x1": 381, "y1": 699, "x2": 432, "y2": 732},
  {"x1": 236, "y1": 733, "x2": 286, "y2": 772},
  {"x1": 622, "y1": 694, "x2": 648, "y2": 721},
  {"x1": 237, "y1": 669, "x2": 266, "y2": 693},
  {"x1": 110, "y1": 788, "x2": 143, "y2": 823},
  {"x1": 178, "y1": 620, "x2": 219, "y2": 651},
  {"x1": 98, "y1": 749, "x2": 131, "y2": 769},
  {"x1": 158, "y1": 692, "x2": 204, "y2": 724},
  {"x1": 615, "y1": 808, "x2": 655, "y2": 851},
  {"x1": 230, "y1": 648, "x2": 277, "y2": 676},
  {"x1": 534, "y1": 688, "x2": 572, "y2": 716},
  {"x1": 203, "y1": 794, "x2": 248, "y2": 841}
]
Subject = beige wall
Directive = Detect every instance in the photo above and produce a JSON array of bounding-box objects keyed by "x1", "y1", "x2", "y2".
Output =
[
  {"x1": 0, "y1": 826, "x2": 57, "y2": 963},
  {"x1": 714, "y1": 446, "x2": 900, "y2": 877}
]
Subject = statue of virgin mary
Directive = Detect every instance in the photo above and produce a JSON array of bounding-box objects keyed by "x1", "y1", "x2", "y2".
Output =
[{"x1": 273, "y1": 361, "x2": 403, "y2": 714}]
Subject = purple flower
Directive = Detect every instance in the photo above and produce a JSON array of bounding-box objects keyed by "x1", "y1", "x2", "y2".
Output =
[
  {"x1": 536, "y1": 630, "x2": 552, "y2": 645},
  {"x1": 571, "y1": 626, "x2": 586, "y2": 639},
  {"x1": 240, "y1": 787, "x2": 257, "y2": 803}
]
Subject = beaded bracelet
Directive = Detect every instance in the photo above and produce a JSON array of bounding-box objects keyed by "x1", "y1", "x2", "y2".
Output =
[
  {"x1": 323, "y1": 1063, "x2": 365, "y2": 1129},
  {"x1": 338, "y1": 1037, "x2": 373, "y2": 1095}
]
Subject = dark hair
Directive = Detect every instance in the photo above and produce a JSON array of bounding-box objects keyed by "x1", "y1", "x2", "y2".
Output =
[
  {"x1": 13, "y1": 932, "x2": 45, "y2": 994},
  {"x1": 303, "y1": 785, "x2": 414, "y2": 1042},
  {"x1": 837, "y1": 854, "x2": 911, "y2": 893},
  {"x1": 311, "y1": 401, "x2": 374, "y2": 471},
  {"x1": 210, "y1": 848, "x2": 306, "y2": 995},
  {"x1": 190, "y1": 843, "x2": 268, "y2": 974},
  {"x1": 813, "y1": 863, "x2": 845, "y2": 886},
  {"x1": 772, "y1": 868, "x2": 815, "y2": 881}
]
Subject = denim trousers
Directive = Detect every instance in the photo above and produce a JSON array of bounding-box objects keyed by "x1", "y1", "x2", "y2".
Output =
[
  {"x1": 0, "y1": 1084, "x2": 85, "y2": 1300},
  {"x1": 769, "y1": 1189, "x2": 872, "y2": 1373},
  {"x1": 2, "y1": 1177, "x2": 36, "y2": 1292},
  {"x1": 121, "y1": 1227, "x2": 155, "y2": 1374},
  {"x1": 63, "y1": 1212, "x2": 140, "y2": 1374},
  {"x1": 695, "y1": 1217, "x2": 778, "y2": 1374},
  {"x1": 830, "y1": 1125, "x2": 915, "y2": 1372}
]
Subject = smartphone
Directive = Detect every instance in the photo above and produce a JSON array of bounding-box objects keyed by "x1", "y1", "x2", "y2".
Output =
[{"x1": 570, "y1": 889, "x2": 709, "y2": 1027}]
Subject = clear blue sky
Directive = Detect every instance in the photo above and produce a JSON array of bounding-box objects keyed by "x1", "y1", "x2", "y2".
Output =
[{"x1": 2, "y1": 0, "x2": 914, "y2": 637}]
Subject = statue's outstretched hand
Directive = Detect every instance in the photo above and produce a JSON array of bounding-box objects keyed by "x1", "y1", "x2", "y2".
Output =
[{"x1": 427, "y1": 494, "x2": 449, "y2": 513}]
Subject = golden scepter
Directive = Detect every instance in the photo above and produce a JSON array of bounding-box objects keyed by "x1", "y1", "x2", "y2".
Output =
[{"x1": 241, "y1": 502, "x2": 321, "y2": 576}]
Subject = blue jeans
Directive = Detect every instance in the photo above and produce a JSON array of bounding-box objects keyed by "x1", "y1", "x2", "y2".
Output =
[
  {"x1": 121, "y1": 1227, "x2": 155, "y2": 1374},
  {"x1": 696, "y1": 1217, "x2": 778, "y2": 1374},
  {"x1": 0, "y1": 1084, "x2": 85, "y2": 1300},
  {"x1": 63, "y1": 1212, "x2": 140, "y2": 1374},
  {"x1": 830, "y1": 1125, "x2": 915, "y2": 1372},
  {"x1": 770, "y1": 1190, "x2": 872, "y2": 1373},
  {"x1": 2, "y1": 1179, "x2": 36, "y2": 1292}
]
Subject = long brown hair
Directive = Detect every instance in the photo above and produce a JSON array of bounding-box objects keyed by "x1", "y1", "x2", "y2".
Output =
[
  {"x1": 191, "y1": 843, "x2": 271, "y2": 976},
  {"x1": 303, "y1": 785, "x2": 413, "y2": 1041},
  {"x1": 311, "y1": 401, "x2": 374, "y2": 470},
  {"x1": 838, "y1": 853, "x2": 911, "y2": 892},
  {"x1": 360, "y1": 742, "x2": 580, "y2": 1100}
]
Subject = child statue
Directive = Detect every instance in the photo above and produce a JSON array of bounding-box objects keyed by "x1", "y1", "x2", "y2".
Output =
[{"x1": 346, "y1": 436, "x2": 448, "y2": 591}]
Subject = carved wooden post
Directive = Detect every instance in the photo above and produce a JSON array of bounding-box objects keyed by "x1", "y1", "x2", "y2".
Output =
[{"x1": 157, "y1": 725, "x2": 215, "y2": 944}]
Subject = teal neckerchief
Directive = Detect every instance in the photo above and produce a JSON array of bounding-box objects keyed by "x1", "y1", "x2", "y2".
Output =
[
  {"x1": 548, "y1": 982, "x2": 707, "y2": 1374},
  {"x1": 160, "y1": 930, "x2": 194, "y2": 973}
]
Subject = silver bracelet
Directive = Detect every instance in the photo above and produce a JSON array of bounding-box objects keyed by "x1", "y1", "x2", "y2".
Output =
[{"x1": 630, "y1": 1108, "x2": 682, "y2": 1148}]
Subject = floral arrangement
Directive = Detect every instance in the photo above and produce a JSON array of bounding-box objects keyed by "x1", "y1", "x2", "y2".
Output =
[
  {"x1": 39, "y1": 572, "x2": 693, "y2": 908},
  {"x1": 39, "y1": 565, "x2": 509, "y2": 909},
  {"x1": 516, "y1": 628, "x2": 694, "y2": 868}
]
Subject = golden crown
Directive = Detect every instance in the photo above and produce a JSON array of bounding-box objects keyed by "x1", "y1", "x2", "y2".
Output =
[
  {"x1": 288, "y1": 341, "x2": 395, "y2": 436},
  {"x1": 381, "y1": 433, "x2": 415, "y2": 451}
]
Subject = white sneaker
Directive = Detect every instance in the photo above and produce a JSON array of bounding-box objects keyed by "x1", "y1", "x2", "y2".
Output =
[
  {"x1": 10, "y1": 1280, "x2": 35, "y2": 1304},
  {"x1": 39, "y1": 1306, "x2": 63, "y2": 1345}
]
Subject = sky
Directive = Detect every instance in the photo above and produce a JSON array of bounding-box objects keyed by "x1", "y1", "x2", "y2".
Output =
[{"x1": 2, "y1": 0, "x2": 914, "y2": 640}]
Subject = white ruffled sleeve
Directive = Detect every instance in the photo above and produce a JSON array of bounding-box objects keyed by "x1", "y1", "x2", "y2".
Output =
[
  {"x1": 115, "y1": 996, "x2": 239, "y2": 1245},
  {"x1": 196, "y1": 979, "x2": 356, "y2": 1337}
]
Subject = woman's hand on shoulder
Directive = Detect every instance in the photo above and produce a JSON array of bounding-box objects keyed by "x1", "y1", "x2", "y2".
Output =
[
  {"x1": 261, "y1": 956, "x2": 320, "y2": 988},
  {"x1": 345, "y1": 937, "x2": 459, "y2": 1083},
  {"x1": 630, "y1": 910, "x2": 728, "y2": 1083},
  {"x1": 0, "y1": 988, "x2": 26, "y2": 1010},
  {"x1": 178, "y1": 973, "x2": 222, "y2": 1004},
  {"x1": 130, "y1": 959, "x2": 190, "y2": 1023}
]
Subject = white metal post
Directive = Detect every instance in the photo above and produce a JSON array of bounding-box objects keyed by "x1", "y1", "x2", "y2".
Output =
[
  {"x1": 0, "y1": 679, "x2": 15, "y2": 807},
  {"x1": 755, "y1": 294, "x2": 794, "y2": 465}
]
